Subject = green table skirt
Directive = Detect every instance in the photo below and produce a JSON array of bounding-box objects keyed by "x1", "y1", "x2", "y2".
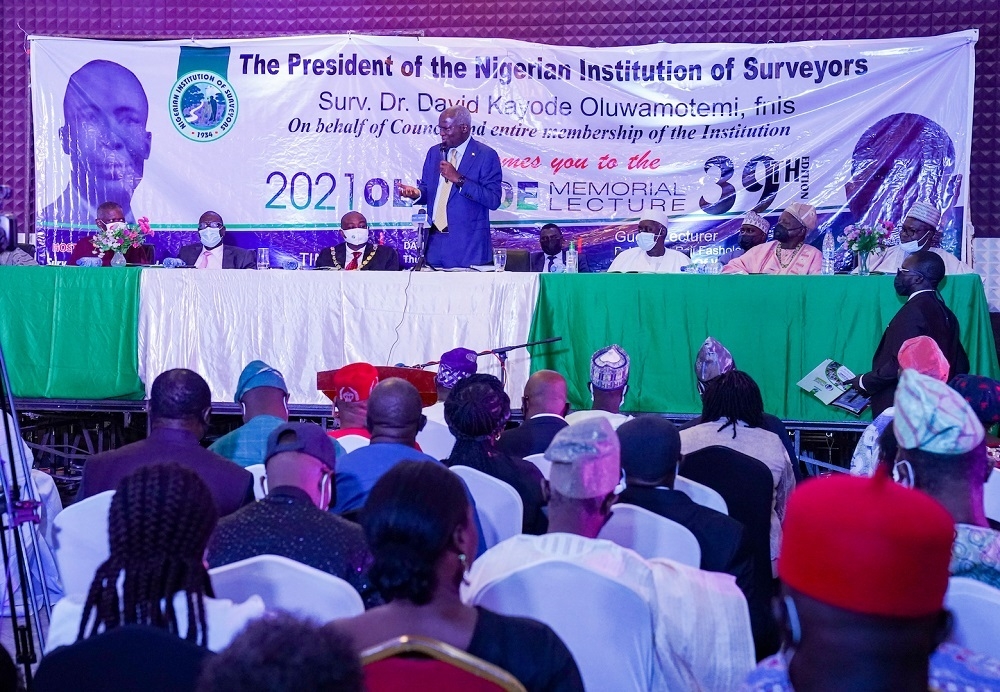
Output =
[
  {"x1": 0, "y1": 267, "x2": 144, "y2": 399},
  {"x1": 527, "y1": 273, "x2": 999, "y2": 422}
]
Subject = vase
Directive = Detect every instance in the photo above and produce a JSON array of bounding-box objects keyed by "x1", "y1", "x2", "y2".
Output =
[
  {"x1": 857, "y1": 251, "x2": 870, "y2": 276},
  {"x1": 110, "y1": 251, "x2": 127, "y2": 267}
]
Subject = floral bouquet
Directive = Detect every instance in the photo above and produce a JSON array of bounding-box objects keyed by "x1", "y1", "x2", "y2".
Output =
[
  {"x1": 840, "y1": 220, "x2": 894, "y2": 255},
  {"x1": 92, "y1": 217, "x2": 153, "y2": 257},
  {"x1": 840, "y1": 220, "x2": 893, "y2": 275}
]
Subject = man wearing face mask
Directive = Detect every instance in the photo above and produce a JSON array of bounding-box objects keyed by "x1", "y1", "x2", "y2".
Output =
[
  {"x1": 608, "y1": 209, "x2": 690, "y2": 273},
  {"x1": 865, "y1": 201, "x2": 974, "y2": 275},
  {"x1": 177, "y1": 211, "x2": 255, "y2": 269},
  {"x1": 529, "y1": 223, "x2": 590, "y2": 273},
  {"x1": 847, "y1": 251, "x2": 969, "y2": 417},
  {"x1": 210, "y1": 360, "x2": 293, "y2": 468},
  {"x1": 316, "y1": 211, "x2": 400, "y2": 271},
  {"x1": 722, "y1": 203, "x2": 822, "y2": 275},
  {"x1": 206, "y1": 421, "x2": 380, "y2": 608},
  {"x1": 67, "y1": 201, "x2": 153, "y2": 266},
  {"x1": 719, "y1": 211, "x2": 770, "y2": 266}
]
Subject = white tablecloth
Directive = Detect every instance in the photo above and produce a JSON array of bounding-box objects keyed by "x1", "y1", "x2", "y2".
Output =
[{"x1": 138, "y1": 270, "x2": 540, "y2": 405}]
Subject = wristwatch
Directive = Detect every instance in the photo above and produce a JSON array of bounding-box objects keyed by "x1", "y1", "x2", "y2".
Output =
[{"x1": 456, "y1": 175, "x2": 466, "y2": 189}]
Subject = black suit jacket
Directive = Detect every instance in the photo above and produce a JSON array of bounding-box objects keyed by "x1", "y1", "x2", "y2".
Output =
[
  {"x1": 316, "y1": 242, "x2": 400, "y2": 271},
  {"x1": 528, "y1": 249, "x2": 591, "y2": 273},
  {"x1": 863, "y1": 290, "x2": 970, "y2": 417},
  {"x1": 497, "y1": 415, "x2": 568, "y2": 458},
  {"x1": 177, "y1": 242, "x2": 256, "y2": 269}
]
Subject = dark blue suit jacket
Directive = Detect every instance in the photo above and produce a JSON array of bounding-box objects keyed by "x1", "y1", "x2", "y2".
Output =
[{"x1": 417, "y1": 138, "x2": 502, "y2": 268}]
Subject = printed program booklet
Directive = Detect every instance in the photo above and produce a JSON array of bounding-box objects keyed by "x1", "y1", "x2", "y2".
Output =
[{"x1": 797, "y1": 359, "x2": 870, "y2": 415}]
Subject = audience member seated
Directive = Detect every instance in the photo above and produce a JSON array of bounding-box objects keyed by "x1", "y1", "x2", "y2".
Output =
[
  {"x1": 893, "y1": 370, "x2": 1000, "y2": 588},
  {"x1": 333, "y1": 378, "x2": 437, "y2": 515},
  {"x1": 209, "y1": 360, "x2": 290, "y2": 468},
  {"x1": 77, "y1": 369, "x2": 254, "y2": 517},
  {"x1": 498, "y1": 369, "x2": 569, "y2": 458},
  {"x1": 46, "y1": 464, "x2": 265, "y2": 654},
  {"x1": 67, "y1": 201, "x2": 151, "y2": 267},
  {"x1": 35, "y1": 625, "x2": 214, "y2": 692},
  {"x1": 617, "y1": 416, "x2": 768, "y2": 651},
  {"x1": 850, "y1": 336, "x2": 951, "y2": 476},
  {"x1": 327, "y1": 362, "x2": 380, "y2": 452},
  {"x1": 316, "y1": 211, "x2": 400, "y2": 271},
  {"x1": 608, "y1": 209, "x2": 690, "y2": 273},
  {"x1": 426, "y1": 347, "x2": 479, "y2": 425},
  {"x1": 679, "y1": 370, "x2": 796, "y2": 568},
  {"x1": 743, "y1": 472, "x2": 1000, "y2": 691},
  {"x1": 332, "y1": 461, "x2": 583, "y2": 692},
  {"x1": 206, "y1": 422, "x2": 378, "y2": 607},
  {"x1": 848, "y1": 250, "x2": 970, "y2": 417},
  {"x1": 867, "y1": 201, "x2": 975, "y2": 275},
  {"x1": 682, "y1": 336, "x2": 798, "y2": 473},
  {"x1": 719, "y1": 211, "x2": 770, "y2": 266},
  {"x1": 0, "y1": 222, "x2": 35, "y2": 266},
  {"x1": 565, "y1": 344, "x2": 632, "y2": 429},
  {"x1": 530, "y1": 223, "x2": 590, "y2": 273},
  {"x1": 177, "y1": 211, "x2": 255, "y2": 269},
  {"x1": 467, "y1": 418, "x2": 755, "y2": 690},
  {"x1": 197, "y1": 613, "x2": 364, "y2": 692},
  {"x1": 0, "y1": 645, "x2": 20, "y2": 692},
  {"x1": 444, "y1": 374, "x2": 548, "y2": 535},
  {"x1": 722, "y1": 202, "x2": 821, "y2": 275}
]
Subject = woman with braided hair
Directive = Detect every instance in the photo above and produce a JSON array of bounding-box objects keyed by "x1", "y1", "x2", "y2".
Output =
[
  {"x1": 44, "y1": 464, "x2": 264, "y2": 654},
  {"x1": 443, "y1": 373, "x2": 549, "y2": 535},
  {"x1": 333, "y1": 461, "x2": 582, "y2": 692}
]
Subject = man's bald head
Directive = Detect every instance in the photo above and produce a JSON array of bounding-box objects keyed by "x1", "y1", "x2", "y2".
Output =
[
  {"x1": 340, "y1": 211, "x2": 367, "y2": 230},
  {"x1": 366, "y1": 378, "x2": 426, "y2": 442},
  {"x1": 522, "y1": 370, "x2": 568, "y2": 418}
]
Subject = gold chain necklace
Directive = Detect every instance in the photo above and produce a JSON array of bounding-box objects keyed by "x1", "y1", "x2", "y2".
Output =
[
  {"x1": 329, "y1": 245, "x2": 375, "y2": 270},
  {"x1": 774, "y1": 242, "x2": 805, "y2": 269}
]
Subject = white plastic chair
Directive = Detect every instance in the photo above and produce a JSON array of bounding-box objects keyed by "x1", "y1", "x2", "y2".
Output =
[
  {"x1": 51, "y1": 490, "x2": 114, "y2": 599},
  {"x1": 945, "y1": 576, "x2": 1000, "y2": 659},
  {"x1": 469, "y1": 561, "x2": 655, "y2": 692},
  {"x1": 598, "y1": 503, "x2": 701, "y2": 568},
  {"x1": 416, "y1": 420, "x2": 456, "y2": 462},
  {"x1": 523, "y1": 453, "x2": 551, "y2": 480},
  {"x1": 245, "y1": 464, "x2": 267, "y2": 500},
  {"x1": 449, "y1": 466, "x2": 523, "y2": 549},
  {"x1": 672, "y1": 477, "x2": 729, "y2": 515},
  {"x1": 209, "y1": 554, "x2": 363, "y2": 622},
  {"x1": 983, "y1": 469, "x2": 1000, "y2": 524}
]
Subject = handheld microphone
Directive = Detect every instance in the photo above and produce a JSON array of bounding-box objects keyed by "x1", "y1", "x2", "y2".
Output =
[{"x1": 440, "y1": 143, "x2": 448, "y2": 160}]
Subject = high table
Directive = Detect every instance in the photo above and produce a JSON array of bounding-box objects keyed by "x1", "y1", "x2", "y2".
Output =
[
  {"x1": 138, "y1": 269, "x2": 539, "y2": 405},
  {"x1": 527, "y1": 273, "x2": 1000, "y2": 423}
]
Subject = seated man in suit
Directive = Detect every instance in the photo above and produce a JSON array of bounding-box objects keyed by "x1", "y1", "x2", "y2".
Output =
[
  {"x1": 316, "y1": 211, "x2": 399, "y2": 271},
  {"x1": 530, "y1": 223, "x2": 590, "y2": 273},
  {"x1": 177, "y1": 211, "x2": 255, "y2": 269},
  {"x1": 67, "y1": 201, "x2": 152, "y2": 266},
  {"x1": 498, "y1": 369, "x2": 569, "y2": 458}
]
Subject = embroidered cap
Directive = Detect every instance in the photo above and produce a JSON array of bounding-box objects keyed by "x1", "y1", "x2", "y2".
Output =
[
  {"x1": 905, "y1": 201, "x2": 942, "y2": 229},
  {"x1": 897, "y1": 336, "x2": 949, "y2": 382},
  {"x1": 784, "y1": 202, "x2": 818, "y2": 232},
  {"x1": 435, "y1": 348, "x2": 478, "y2": 389},
  {"x1": 741, "y1": 211, "x2": 771, "y2": 234},
  {"x1": 234, "y1": 360, "x2": 288, "y2": 403},
  {"x1": 695, "y1": 337, "x2": 735, "y2": 392},
  {"x1": 638, "y1": 208, "x2": 669, "y2": 230},
  {"x1": 590, "y1": 344, "x2": 630, "y2": 391},
  {"x1": 331, "y1": 363, "x2": 380, "y2": 403},
  {"x1": 546, "y1": 417, "x2": 621, "y2": 499},
  {"x1": 893, "y1": 369, "x2": 984, "y2": 454}
]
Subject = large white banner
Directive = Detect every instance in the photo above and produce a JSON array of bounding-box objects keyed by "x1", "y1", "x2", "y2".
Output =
[{"x1": 31, "y1": 31, "x2": 975, "y2": 269}]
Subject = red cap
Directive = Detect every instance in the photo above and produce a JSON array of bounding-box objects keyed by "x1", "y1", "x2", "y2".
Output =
[
  {"x1": 778, "y1": 474, "x2": 954, "y2": 618},
  {"x1": 328, "y1": 363, "x2": 379, "y2": 403}
]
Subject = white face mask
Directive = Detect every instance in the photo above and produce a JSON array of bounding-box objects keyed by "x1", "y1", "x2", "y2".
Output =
[
  {"x1": 635, "y1": 232, "x2": 657, "y2": 252},
  {"x1": 899, "y1": 232, "x2": 929, "y2": 256},
  {"x1": 199, "y1": 228, "x2": 223, "y2": 248},
  {"x1": 344, "y1": 228, "x2": 369, "y2": 246},
  {"x1": 104, "y1": 221, "x2": 127, "y2": 234}
]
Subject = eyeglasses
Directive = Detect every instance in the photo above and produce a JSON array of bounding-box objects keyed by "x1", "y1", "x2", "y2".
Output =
[
  {"x1": 896, "y1": 267, "x2": 925, "y2": 279},
  {"x1": 198, "y1": 221, "x2": 225, "y2": 230}
]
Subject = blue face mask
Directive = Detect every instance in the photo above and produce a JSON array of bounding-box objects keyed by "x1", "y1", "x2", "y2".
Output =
[{"x1": 199, "y1": 228, "x2": 223, "y2": 248}]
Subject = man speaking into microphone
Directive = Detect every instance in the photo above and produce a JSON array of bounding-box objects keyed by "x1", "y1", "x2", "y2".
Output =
[{"x1": 399, "y1": 105, "x2": 502, "y2": 269}]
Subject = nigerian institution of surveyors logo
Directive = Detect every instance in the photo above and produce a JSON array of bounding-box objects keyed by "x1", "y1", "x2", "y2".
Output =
[{"x1": 170, "y1": 71, "x2": 239, "y2": 142}]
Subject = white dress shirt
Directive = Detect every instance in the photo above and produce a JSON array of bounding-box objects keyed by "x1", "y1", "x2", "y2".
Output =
[{"x1": 608, "y1": 247, "x2": 690, "y2": 273}]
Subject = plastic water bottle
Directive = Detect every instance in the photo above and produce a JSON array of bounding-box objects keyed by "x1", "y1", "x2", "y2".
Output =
[
  {"x1": 565, "y1": 239, "x2": 579, "y2": 273},
  {"x1": 822, "y1": 230, "x2": 835, "y2": 275}
]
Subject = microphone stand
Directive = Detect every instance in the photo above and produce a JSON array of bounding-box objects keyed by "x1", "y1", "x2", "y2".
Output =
[
  {"x1": 412, "y1": 207, "x2": 436, "y2": 272},
  {"x1": 408, "y1": 336, "x2": 562, "y2": 389}
]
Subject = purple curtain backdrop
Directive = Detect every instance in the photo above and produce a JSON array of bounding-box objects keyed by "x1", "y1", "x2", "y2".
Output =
[{"x1": 2, "y1": 1, "x2": 998, "y2": 239}]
